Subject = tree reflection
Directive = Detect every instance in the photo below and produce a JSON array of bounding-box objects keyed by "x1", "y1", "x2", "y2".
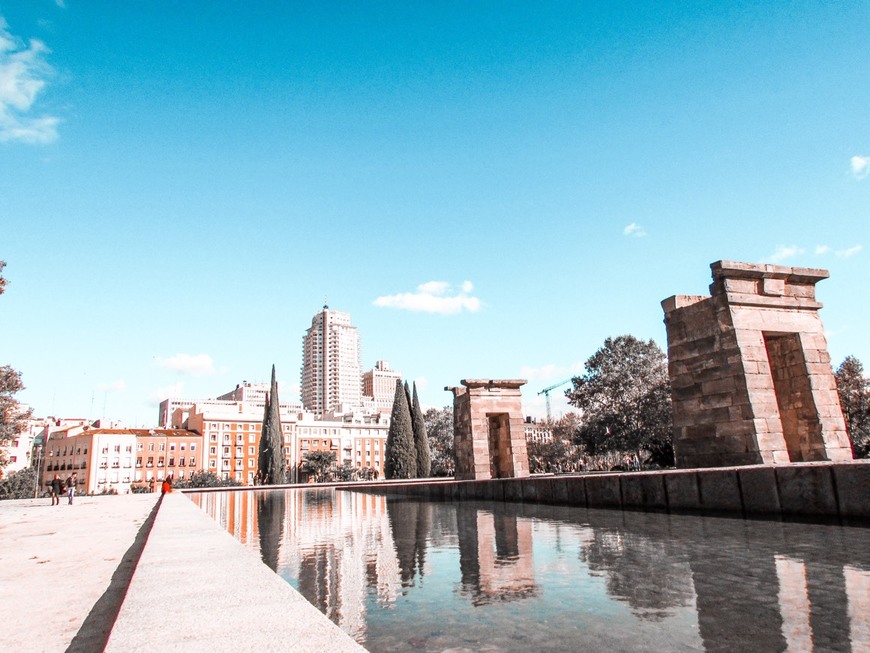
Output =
[
  {"x1": 386, "y1": 498, "x2": 431, "y2": 588},
  {"x1": 256, "y1": 490, "x2": 285, "y2": 572},
  {"x1": 580, "y1": 522, "x2": 694, "y2": 621}
]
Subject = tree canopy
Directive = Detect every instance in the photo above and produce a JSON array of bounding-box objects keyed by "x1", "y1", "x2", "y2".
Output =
[
  {"x1": 567, "y1": 335, "x2": 673, "y2": 467},
  {"x1": 424, "y1": 406, "x2": 454, "y2": 477},
  {"x1": 411, "y1": 382, "x2": 431, "y2": 477},
  {"x1": 257, "y1": 365, "x2": 285, "y2": 484},
  {"x1": 835, "y1": 355, "x2": 870, "y2": 458},
  {"x1": 303, "y1": 450, "x2": 336, "y2": 482},
  {"x1": 0, "y1": 262, "x2": 31, "y2": 473},
  {"x1": 385, "y1": 379, "x2": 416, "y2": 479}
]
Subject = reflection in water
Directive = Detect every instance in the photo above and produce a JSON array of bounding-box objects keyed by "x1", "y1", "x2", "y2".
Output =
[
  {"x1": 256, "y1": 490, "x2": 284, "y2": 572},
  {"x1": 191, "y1": 491, "x2": 870, "y2": 653}
]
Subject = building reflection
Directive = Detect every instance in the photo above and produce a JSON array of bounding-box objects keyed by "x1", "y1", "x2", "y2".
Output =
[{"x1": 456, "y1": 503, "x2": 538, "y2": 605}]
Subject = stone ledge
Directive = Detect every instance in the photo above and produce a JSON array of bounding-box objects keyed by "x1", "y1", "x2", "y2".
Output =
[{"x1": 106, "y1": 493, "x2": 364, "y2": 653}]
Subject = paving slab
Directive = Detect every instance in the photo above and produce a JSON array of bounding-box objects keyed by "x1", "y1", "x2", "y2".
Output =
[{"x1": 0, "y1": 493, "x2": 159, "y2": 653}]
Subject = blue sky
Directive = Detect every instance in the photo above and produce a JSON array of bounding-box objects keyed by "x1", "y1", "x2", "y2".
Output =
[{"x1": 2, "y1": 1, "x2": 868, "y2": 425}]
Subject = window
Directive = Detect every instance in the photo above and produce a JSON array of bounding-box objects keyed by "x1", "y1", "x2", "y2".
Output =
[
  {"x1": 210, "y1": 446, "x2": 216, "y2": 455},
  {"x1": 168, "y1": 457, "x2": 175, "y2": 467},
  {"x1": 181, "y1": 444, "x2": 186, "y2": 451},
  {"x1": 159, "y1": 443, "x2": 166, "y2": 451},
  {"x1": 114, "y1": 445, "x2": 121, "y2": 453},
  {"x1": 189, "y1": 456, "x2": 196, "y2": 466},
  {"x1": 223, "y1": 447, "x2": 230, "y2": 456},
  {"x1": 170, "y1": 444, "x2": 176, "y2": 452},
  {"x1": 210, "y1": 434, "x2": 217, "y2": 442},
  {"x1": 248, "y1": 458, "x2": 255, "y2": 467},
  {"x1": 148, "y1": 444, "x2": 154, "y2": 451},
  {"x1": 249, "y1": 434, "x2": 255, "y2": 443},
  {"x1": 248, "y1": 446, "x2": 255, "y2": 455},
  {"x1": 209, "y1": 460, "x2": 216, "y2": 468},
  {"x1": 179, "y1": 457, "x2": 185, "y2": 467},
  {"x1": 137, "y1": 443, "x2": 143, "y2": 451}
]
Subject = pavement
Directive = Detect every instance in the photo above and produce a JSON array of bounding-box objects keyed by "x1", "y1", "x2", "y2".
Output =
[{"x1": 1, "y1": 491, "x2": 365, "y2": 653}]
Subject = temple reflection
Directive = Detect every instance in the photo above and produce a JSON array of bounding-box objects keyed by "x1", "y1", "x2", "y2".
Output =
[{"x1": 456, "y1": 503, "x2": 538, "y2": 605}]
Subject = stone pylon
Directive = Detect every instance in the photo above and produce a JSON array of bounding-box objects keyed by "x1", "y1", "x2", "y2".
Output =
[
  {"x1": 446, "y1": 379, "x2": 530, "y2": 480},
  {"x1": 662, "y1": 260, "x2": 853, "y2": 468}
]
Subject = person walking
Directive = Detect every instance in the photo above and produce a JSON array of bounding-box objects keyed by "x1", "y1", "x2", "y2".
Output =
[
  {"x1": 161, "y1": 474, "x2": 172, "y2": 495},
  {"x1": 50, "y1": 474, "x2": 63, "y2": 506},
  {"x1": 65, "y1": 473, "x2": 77, "y2": 505}
]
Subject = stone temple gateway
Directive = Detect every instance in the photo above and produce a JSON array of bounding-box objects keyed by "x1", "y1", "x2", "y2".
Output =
[
  {"x1": 662, "y1": 260, "x2": 853, "y2": 468},
  {"x1": 447, "y1": 379, "x2": 531, "y2": 481}
]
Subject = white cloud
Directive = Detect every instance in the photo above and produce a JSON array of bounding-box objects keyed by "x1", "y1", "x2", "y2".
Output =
[
  {"x1": 850, "y1": 155, "x2": 869, "y2": 179},
  {"x1": 623, "y1": 223, "x2": 647, "y2": 238},
  {"x1": 97, "y1": 380, "x2": 127, "y2": 393},
  {"x1": 373, "y1": 281, "x2": 481, "y2": 315},
  {"x1": 155, "y1": 353, "x2": 216, "y2": 376},
  {"x1": 0, "y1": 18, "x2": 59, "y2": 143},
  {"x1": 768, "y1": 245, "x2": 804, "y2": 263},
  {"x1": 815, "y1": 245, "x2": 831, "y2": 255},
  {"x1": 836, "y1": 244, "x2": 863, "y2": 258}
]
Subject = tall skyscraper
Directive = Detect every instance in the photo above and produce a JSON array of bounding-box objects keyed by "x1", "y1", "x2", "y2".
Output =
[{"x1": 301, "y1": 305, "x2": 362, "y2": 415}]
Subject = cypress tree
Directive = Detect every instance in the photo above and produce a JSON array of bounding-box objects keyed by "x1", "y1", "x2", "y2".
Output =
[
  {"x1": 411, "y1": 382, "x2": 431, "y2": 477},
  {"x1": 385, "y1": 378, "x2": 416, "y2": 479},
  {"x1": 257, "y1": 365, "x2": 286, "y2": 485}
]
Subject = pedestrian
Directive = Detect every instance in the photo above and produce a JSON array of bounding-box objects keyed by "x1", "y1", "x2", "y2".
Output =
[
  {"x1": 148, "y1": 478, "x2": 155, "y2": 493},
  {"x1": 65, "y1": 473, "x2": 77, "y2": 505},
  {"x1": 161, "y1": 474, "x2": 172, "y2": 495},
  {"x1": 50, "y1": 474, "x2": 63, "y2": 506}
]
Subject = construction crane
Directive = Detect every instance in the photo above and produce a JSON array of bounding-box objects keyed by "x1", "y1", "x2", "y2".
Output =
[{"x1": 538, "y1": 379, "x2": 572, "y2": 420}]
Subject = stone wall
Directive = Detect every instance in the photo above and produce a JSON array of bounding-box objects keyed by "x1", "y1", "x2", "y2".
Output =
[
  {"x1": 662, "y1": 261, "x2": 853, "y2": 468},
  {"x1": 352, "y1": 462, "x2": 870, "y2": 524}
]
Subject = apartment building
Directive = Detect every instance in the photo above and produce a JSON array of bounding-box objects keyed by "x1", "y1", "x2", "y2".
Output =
[
  {"x1": 180, "y1": 401, "x2": 391, "y2": 485},
  {"x1": 41, "y1": 427, "x2": 203, "y2": 494},
  {"x1": 301, "y1": 306, "x2": 362, "y2": 416},
  {"x1": 361, "y1": 360, "x2": 402, "y2": 412}
]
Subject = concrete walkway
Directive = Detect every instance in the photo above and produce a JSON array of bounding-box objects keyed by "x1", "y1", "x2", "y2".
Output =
[
  {"x1": 1, "y1": 492, "x2": 365, "y2": 653},
  {"x1": 0, "y1": 493, "x2": 159, "y2": 652}
]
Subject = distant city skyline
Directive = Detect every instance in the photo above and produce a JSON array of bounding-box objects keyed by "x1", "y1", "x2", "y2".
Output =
[{"x1": 2, "y1": 2, "x2": 867, "y2": 426}]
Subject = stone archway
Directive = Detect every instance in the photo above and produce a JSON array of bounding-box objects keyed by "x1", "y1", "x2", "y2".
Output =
[{"x1": 446, "y1": 379, "x2": 530, "y2": 480}]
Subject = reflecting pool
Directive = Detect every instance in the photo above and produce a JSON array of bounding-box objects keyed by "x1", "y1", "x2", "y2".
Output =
[{"x1": 191, "y1": 489, "x2": 869, "y2": 652}]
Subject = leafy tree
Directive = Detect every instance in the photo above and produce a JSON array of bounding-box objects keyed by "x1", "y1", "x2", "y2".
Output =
[
  {"x1": 0, "y1": 262, "x2": 32, "y2": 472},
  {"x1": 411, "y1": 382, "x2": 431, "y2": 477},
  {"x1": 257, "y1": 365, "x2": 286, "y2": 484},
  {"x1": 567, "y1": 335, "x2": 673, "y2": 467},
  {"x1": 526, "y1": 414, "x2": 584, "y2": 473},
  {"x1": 172, "y1": 471, "x2": 241, "y2": 489},
  {"x1": 835, "y1": 356, "x2": 870, "y2": 458},
  {"x1": 385, "y1": 378, "x2": 416, "y2": 479},
  {"x1": 303, "y1": 450, "x2": 336, "y2": 482},
  {"x1": 0, "y1": 466, "x2": 38, "y2": 500},
  {"x1": 424, "y1": 406, "x2": 455, "y2": 477}
]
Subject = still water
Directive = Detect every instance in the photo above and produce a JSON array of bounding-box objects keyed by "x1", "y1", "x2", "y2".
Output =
[{"x1": 192, "y1": 489, "x2": 869, "y2": 652}]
